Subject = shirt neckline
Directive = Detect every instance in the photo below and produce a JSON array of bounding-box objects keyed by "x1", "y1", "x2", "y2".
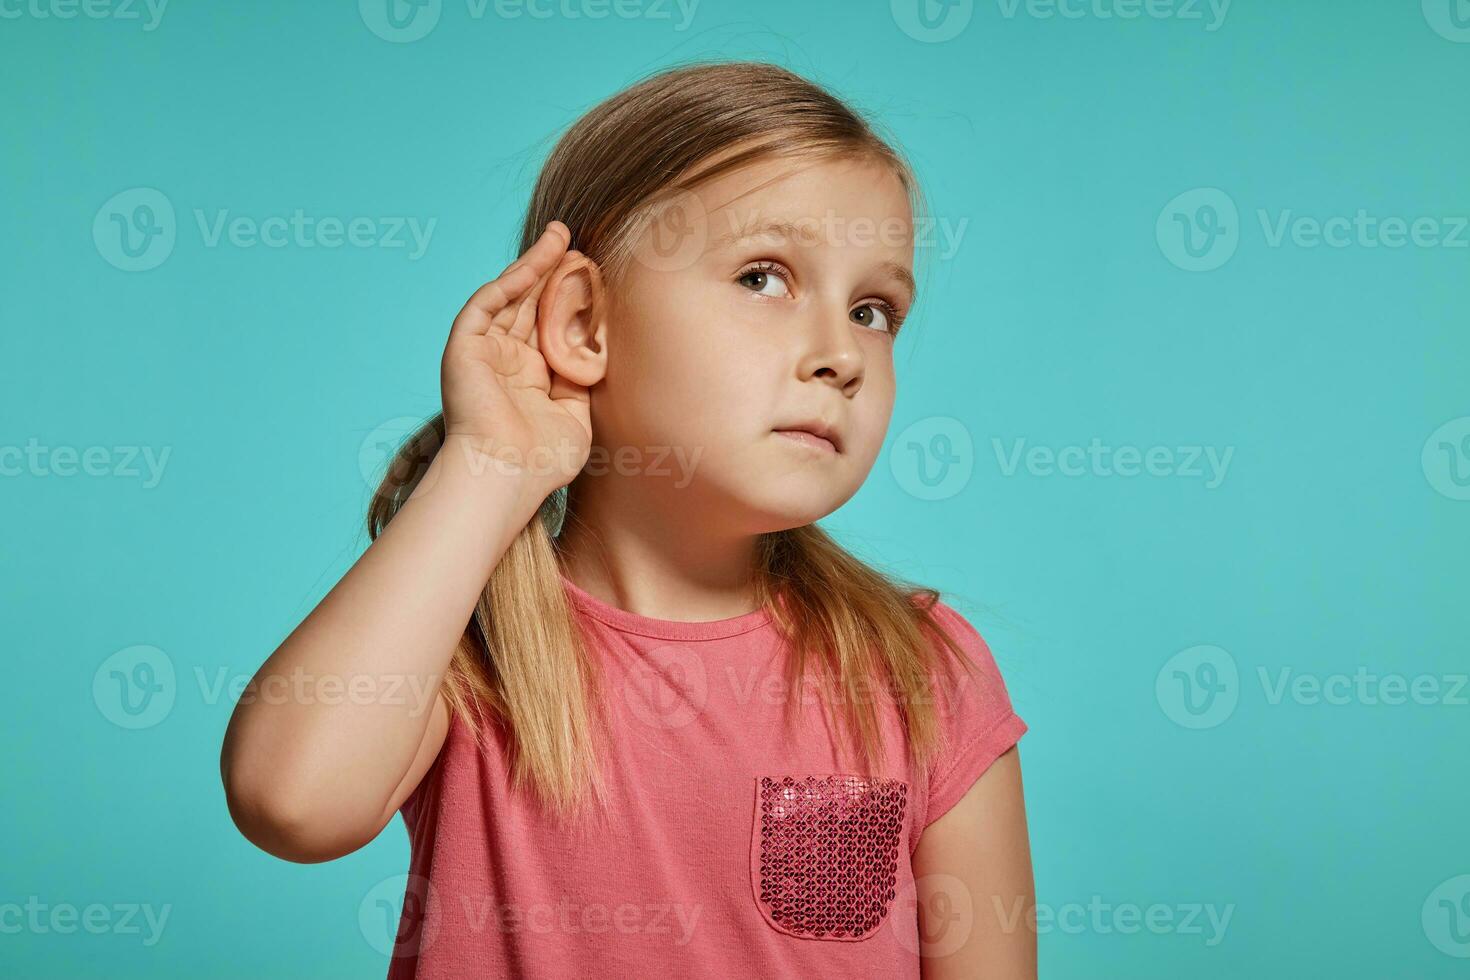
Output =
[{"x1": 559, "y1": 572, "x2": 776, "y2": 641}]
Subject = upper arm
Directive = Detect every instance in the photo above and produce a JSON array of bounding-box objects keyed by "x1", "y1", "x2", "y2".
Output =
[{"x1": 912, "y1": 743, "x2": 1035, "y2": 980}]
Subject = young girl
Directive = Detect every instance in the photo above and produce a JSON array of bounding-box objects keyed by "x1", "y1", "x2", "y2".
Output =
[{"x1": 221, "y1": 60, "x2": 1034, "y2": 979}]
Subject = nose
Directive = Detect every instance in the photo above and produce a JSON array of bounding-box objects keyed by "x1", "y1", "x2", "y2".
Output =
[{"x1": 795, "y1": 301, "x2": 865, "y2": 396}]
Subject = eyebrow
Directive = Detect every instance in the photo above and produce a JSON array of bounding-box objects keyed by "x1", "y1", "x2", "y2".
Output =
[
  {"x1": 711, "y1": 218, "x2": 919, "y2": 307},
  {"x1": 877, "y1": 260, "x2": 919, "y2": 309}
]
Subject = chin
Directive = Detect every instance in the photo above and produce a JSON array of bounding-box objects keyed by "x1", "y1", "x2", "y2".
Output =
[{"x1": 736, "y1": 481, "x2": 854, "y2": 530}]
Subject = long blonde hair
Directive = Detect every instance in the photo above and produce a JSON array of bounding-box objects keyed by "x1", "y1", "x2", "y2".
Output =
[{"x1": 367, "y1": 60, "x2": 988, "y2": 827}]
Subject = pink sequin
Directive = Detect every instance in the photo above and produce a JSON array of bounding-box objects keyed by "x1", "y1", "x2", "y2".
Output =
[{"x1": 755, "y1": 774, "x2": 907, "y2": 940}]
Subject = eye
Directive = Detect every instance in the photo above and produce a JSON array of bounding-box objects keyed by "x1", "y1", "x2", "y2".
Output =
[
  {"x1": 735, "y1": 261, "x2": 792, "y2": 299},
  {"x1": 851, "y1": 299, "x2": 905, "y2": 335}
]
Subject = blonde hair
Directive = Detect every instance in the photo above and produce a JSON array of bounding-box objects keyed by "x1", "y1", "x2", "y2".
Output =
[{"x1": 367, "y1": 60, "x2": 987, "y2": 828}]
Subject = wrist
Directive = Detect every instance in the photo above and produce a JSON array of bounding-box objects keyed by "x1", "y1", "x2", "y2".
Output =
[{"x1": 412, "y1": 435, "x2": 553, "y2": 523}]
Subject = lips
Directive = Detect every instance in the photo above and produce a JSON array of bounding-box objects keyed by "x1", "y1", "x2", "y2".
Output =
[{"x1": 772, "y1": 418, "x2": 842, "y2": 453}]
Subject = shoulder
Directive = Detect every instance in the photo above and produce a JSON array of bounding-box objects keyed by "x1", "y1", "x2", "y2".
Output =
[{"x1": 912, "y1": 594, "x2": 1028, "y2": 831}]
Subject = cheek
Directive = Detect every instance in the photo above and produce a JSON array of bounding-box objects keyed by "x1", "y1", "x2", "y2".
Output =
[
  {"x1": 606, "y1": 286, "x2": 762, "y2": 445},
  {"x1": 850, "y1": 365, "x2": 896, "y2": 458}
]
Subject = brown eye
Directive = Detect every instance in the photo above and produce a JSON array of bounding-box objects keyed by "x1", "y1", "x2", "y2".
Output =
[
  {"x1": 851, "y1": 302, "x2": 895, "y2": 333},
  {"x1": 737, "y1": 262, "x2": 792, "y2": 298}
]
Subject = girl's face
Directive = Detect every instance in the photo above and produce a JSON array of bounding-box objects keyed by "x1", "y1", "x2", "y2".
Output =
[{"x1": 592, "y1": 152, "x2": 916, "y2": 532}]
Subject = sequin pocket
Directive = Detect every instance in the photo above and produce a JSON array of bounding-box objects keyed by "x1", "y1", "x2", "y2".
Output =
[{"x1": 750, "y1": 773, "x2": 908, "y2": 941}]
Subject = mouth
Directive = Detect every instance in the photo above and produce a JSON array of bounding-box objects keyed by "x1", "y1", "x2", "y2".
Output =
[{"x1": 772, "y1": 420, "x2": 842, "y2": 454}]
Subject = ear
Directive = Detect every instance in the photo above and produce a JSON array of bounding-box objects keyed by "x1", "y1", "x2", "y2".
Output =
[{"x1": 536, "y1": 249, "x2": 608, "y2": 388}]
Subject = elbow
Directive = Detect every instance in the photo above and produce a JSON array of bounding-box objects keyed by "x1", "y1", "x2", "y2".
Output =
[{"x1": 220, "y1": 759, "x2": 379, "y2": 864}]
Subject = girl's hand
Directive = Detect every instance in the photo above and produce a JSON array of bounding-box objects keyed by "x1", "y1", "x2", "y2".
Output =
[{"x1": 440, "y1": 221, "x2": 591, "y2": 496}]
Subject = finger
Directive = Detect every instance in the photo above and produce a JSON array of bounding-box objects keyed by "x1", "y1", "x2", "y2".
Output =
[
  {"x1": 454, "y1": 224, "x2": 571, "y2": 335},
  {"x1": 496, "y1": 221, "x2": 572, "y2": 286},
  {"x1": 504, "y1": 259, "x2": 563, "y2": 343},
  {"x1": 449, "y1": 261, "x2": 541, "y2": 337}
]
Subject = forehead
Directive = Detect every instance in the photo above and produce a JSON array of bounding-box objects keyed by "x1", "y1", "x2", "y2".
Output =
[
  {"x1": 612, "y1": 150, "x2": 920, "y2": 302},
  {"x1": 692, "y1": 154, "x2": 915, "y2": 257},
  {"x1": 693, "y1": 155, "x2": 911, "y2": 243}
]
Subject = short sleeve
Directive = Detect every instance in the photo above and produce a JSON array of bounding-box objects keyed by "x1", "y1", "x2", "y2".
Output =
[{"x1": 919, "y1": 600, "x2": 1028, "y2": 832}]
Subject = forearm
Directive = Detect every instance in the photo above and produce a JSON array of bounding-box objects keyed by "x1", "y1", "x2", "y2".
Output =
[{"x1": 220, "y1": 437, "x2": 543, "y2": 855}]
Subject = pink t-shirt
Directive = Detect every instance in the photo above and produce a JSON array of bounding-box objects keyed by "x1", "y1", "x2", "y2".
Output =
[{"x1": 387, "y1": 573, "x2": 1027, "y2": 979}]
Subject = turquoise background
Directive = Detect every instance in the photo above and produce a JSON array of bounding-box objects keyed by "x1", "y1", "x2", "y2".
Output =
[{"x1": 4, "y1": 0, "x2": 1467, "y2": 976}]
